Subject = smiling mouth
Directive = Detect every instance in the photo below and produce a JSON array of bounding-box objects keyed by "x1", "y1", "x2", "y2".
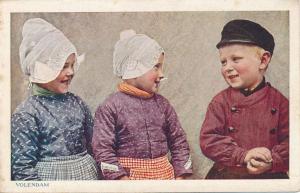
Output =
[
  {"x1": 61, "y1": 79, "x2": 71, "y2": 85},
  {"x1": 154, "y1": 80, "x2": 160, "y2": 87},
  {"x1": 228, "y1": 75, "x2": 239, "y2": 79}
]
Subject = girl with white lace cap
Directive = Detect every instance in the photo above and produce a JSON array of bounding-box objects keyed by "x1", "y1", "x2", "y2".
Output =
[
  {"x1": 11, "y1": 18, "x2": 99, "y2": 180},
  {"x1": 92, "y1": 30, "x2": 192, "y2": 180}
]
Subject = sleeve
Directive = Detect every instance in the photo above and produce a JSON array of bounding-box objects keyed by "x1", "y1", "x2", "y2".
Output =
[
  {"x1": 91, "y1": 103, "x2": 127, "y2": 180},
  {"x1": 270, "y1": 97, "x2": 289, "y2": 172},
  {"x1": 78, "y1": 98, "x2": 94, "y2": 155},
  {"x1": 164, "y1": 100, "x2": 193, "y2": 177},
  {"x1": 200, "y1": 100, "x2": 248, "y2": 167},
  {"x1": 11, "y1": 112, "x2": 41, "y2": 180}
]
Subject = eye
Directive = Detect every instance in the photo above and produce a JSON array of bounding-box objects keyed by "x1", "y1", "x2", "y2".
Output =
[
  {"x1": 220, "y1": 60, "x2": 226, "y2": 66},
  {"x1": 232, "y1": 57, "x2": 242, "y2": 63},
  {"x1": 153, "y1": 64, "x2": 160, "y2": 70},
  {"x1": 63, "y1": 64, "x2": 68, "y2": 69},
  {"x1": 63, "y1": 62, "x2": 74, "y2": 69}
]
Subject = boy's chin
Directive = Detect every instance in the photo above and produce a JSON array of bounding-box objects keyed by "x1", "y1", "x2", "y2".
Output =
[{"x1": 229, "y1": 84, "x2": 244, "y2": 90}]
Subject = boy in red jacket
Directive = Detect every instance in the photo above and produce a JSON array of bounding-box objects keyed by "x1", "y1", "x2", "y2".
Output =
[{"x1": 200, "y1": 19, "x2": 289, "y2": 179}]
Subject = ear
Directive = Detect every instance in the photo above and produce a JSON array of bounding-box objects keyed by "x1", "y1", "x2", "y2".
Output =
[{"x1": 259, "y1": 51, "x2": 271, "y2": 70}]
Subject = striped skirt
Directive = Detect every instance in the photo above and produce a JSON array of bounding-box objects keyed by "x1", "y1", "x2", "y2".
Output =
[
  {"x1": 118, "y1": 155, "x2": 175, "y2": 180},
  {"x1": 35, "y1": 151, "x2": 99, "y2": 180}
]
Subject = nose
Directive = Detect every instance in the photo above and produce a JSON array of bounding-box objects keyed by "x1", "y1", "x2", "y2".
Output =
[
  {"x1": 158, "y1": 69, "x2": 164, "y2": 80},
  {"x1": 66, "y1": 66, "x2": 74, "y2": 76},
  {"x1": 223, "y1": 62, "x2": 234, "y2": 73}
]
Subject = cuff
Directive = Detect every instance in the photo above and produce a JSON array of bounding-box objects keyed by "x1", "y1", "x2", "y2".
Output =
[
  {"x1": 231, "y1": 146, "x2": 248, "y2": 167},
  {"x1": 173, "y1": 156, "x2": 193, "y2": 177},
  {"x1": 100, "y1": 162, "x2": 128, "y2": 180},
  {"x1": 174, "y1": 167, "x2": 193, "y2": 178},
  {"x1": 270, "y1": 152, "x2": 288, "y2": 173}
]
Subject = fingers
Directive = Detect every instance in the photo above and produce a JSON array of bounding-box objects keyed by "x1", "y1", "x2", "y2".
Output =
[
  {"x1": 257, "y1": 147, "x2": 272, "y2": 162},
  {"x1": 247, "y1": 161, "x2": 260, "y2": 175},
  {"x1": 245, "y1": 147, "x2": 272, "y2": 163},
  {"x1": 255, "y1": 151, "x2": 271, "y2": 163},
  {"x1": 249, "y1": 158, "x2": 263, "y2": 168},
  {"x1": 247, "y1": 159, "x2": 272, "y2": 175}
]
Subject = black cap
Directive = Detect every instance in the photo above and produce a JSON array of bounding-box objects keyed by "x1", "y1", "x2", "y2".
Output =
[{"x1": 216, "y1": 19, "x2": 275, "y2": 55}]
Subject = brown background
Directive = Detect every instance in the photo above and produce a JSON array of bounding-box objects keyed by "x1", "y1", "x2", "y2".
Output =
[{"x1": 11, "y1": 11, "x2": 289, "y2": 179}]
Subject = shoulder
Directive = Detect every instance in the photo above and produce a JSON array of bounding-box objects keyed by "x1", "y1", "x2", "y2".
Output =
[
  {"x1": 266, "y1": 83, "x2": 289, "y2": 104},
  {"x1": 267, "y1": 84, "x2": 288, "y2": 98},
  {"x1": 154, "y1": 93, "x2": 169, "y2": 101},
  {"x1": 11, "y1": 96, "x2": 41, "y2": 126},
  {"x1": 66, "y1": 92, "x2": 90, "y2": 108},
  {"x1": 153, "y1": 93, "x2": 177, "y2": 115},
  {"x1": 210, "y1": 87, "x2": 232, "y2": 103},
  {"x1": 66, "y1": 92, "x2": 83, "y2": 102},
  {"x1": 94, "y1": 91, "x2": 126, "y2": 114},
  {"x1": 13, "y1": 96, "x2": 41, "y2": 116},
  {"x1": 100, "y1": 91, "x2": 127, "y2": 106}
]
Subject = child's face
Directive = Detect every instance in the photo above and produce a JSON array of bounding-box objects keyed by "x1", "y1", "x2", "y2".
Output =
[
  {"x1": 219, "y1": 44, "x2": 268, "y2": 90},
  {"x1": 132, "y1": 53, "x2": 164, "y2": 94},
  {"x1": 38, "y1": 53, "x2": 75, "y2": 94}
]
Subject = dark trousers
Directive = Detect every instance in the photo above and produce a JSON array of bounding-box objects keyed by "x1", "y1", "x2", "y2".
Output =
[{"x1": 206, "y1": 163, "x2": 289, "y2": 179}]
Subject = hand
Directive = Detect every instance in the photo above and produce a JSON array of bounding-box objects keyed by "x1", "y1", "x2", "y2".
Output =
[
  {"x1": 118, "y1": 176, "x2": 130, "y2": 180},
  {"x1": 246, "y1": 158, "x2": 272, "y2": 175},
  {"x1": 244, "y1": 147, "x2": 272, "y2": 163}
]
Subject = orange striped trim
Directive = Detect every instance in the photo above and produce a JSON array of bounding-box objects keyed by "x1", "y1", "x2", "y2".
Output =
[
  {"x1": 118, "y1": 155, "x2": 175, "y2": 180},
  {"x1": 118, "y1": 82, "x2": 153, "y2": 98}
]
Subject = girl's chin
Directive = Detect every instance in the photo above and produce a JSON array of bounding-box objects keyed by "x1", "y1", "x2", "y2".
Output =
[{"x1": 55, "y1": 88, "x2": 69, "y2": 94}]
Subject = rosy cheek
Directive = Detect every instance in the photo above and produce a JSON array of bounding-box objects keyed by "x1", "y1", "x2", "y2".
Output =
[
  {"x1": 221, "y1": 68, "x2": 226, "y2": 76},
  {"x1": 234, "y1": 66, "x2": 247, "y2": 75},
  {"x1": 149, "y1": 74, "x2": 157, "y2": 81}
]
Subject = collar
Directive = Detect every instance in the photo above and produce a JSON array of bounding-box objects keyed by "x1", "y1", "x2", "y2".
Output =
[
  {"x1": 240, "y1": 77, "x2": 266, "y2": 97},
  {"x1": 118, "y1": 82, "x2": 154, "y2": 99},
  {"x1": 32, "y1": 83, "x2": 59, "y2": 96}
]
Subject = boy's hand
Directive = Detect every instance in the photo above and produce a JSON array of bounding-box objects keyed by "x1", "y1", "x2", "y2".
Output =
[
  {"x1": 246, "y1": 158, "x2": 272, "y2": 175},
  {"x1": 244, "y1": 147, "x2": 272, "y2": 163}
]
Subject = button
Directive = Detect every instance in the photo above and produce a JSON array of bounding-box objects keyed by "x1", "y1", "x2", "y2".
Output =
[
  {"x1": 228, "y1": 126, "x2": 235, "y2": 132},
  {"x1": 231, "y1": 106, "x2": 238, "y2": 112},
  {"x1": 270, "y1": 128, "x2": 277, "y2": 134},
  {"x1": 271, "y1": 108, "x2": 277, "y2": 114}
]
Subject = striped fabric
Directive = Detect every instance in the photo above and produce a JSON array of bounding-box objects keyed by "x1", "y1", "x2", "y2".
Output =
[
  {"x1": 118, "y1": 155, "x2": 175, "y2": 180},
  {"x1": 35, "y1": 151, "x2": 98, "y2": 180}
]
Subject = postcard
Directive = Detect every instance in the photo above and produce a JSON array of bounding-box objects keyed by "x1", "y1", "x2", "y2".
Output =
[{"x1": 0, "y1": 0, "x2": 299, "y2": 192}]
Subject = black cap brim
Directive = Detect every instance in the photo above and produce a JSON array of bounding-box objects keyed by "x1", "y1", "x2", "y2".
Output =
[{"x1": 216, "y1": 39, "x2": 258, "y2": 49}]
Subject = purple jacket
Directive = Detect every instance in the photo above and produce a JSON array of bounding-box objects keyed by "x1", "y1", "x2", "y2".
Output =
[
  {"x1": 92, "y1": 92, "x2": 192, "y2": 180},
  {"x1": 200, "y1": 83, "x2": 289, "y2": 173}
]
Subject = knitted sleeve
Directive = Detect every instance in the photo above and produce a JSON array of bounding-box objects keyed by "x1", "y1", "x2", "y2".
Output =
[
  {"x1": 92, "y1": 103, "x2": 128, "y2": 180},
  {"x1": 11, "y1": 111, "x2": 41, "y2": 180}
]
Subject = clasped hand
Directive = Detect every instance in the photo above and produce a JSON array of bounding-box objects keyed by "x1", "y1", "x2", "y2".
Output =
[{"x1": 244, "y1": 147, "x2": 272, "y2": 174}]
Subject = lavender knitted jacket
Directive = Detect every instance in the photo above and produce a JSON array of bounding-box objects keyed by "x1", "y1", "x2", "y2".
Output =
[{"x1": 92, "y1": 92, "x2": 192, "y2": 180}]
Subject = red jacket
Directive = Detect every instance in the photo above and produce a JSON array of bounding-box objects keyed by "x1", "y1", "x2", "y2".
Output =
[{"x1": 200, "y1": 83, "x2": 289, "y2": 173}]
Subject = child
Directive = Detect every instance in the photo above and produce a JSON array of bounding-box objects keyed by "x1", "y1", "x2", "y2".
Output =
[
  {"x1": 11, "y1": 18, "x2": 99, "y2": 180},
  {"x1": 200, "y1": 19, "x2": 289, "y2": 179},
  {"x1": 92, "y1": 30, "x2": 192, "y2": 180}
]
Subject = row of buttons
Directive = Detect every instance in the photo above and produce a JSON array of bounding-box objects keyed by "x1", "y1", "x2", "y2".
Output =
[
  {"x1": 230, "y1": 106, "x2": 277, "y2": 114},
  {"x1": 228, "y1": 107, "x2": 278, "y2": 134},
  {"x1": 227, "y1": 126, "x2": 277, "y2": 134}
]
